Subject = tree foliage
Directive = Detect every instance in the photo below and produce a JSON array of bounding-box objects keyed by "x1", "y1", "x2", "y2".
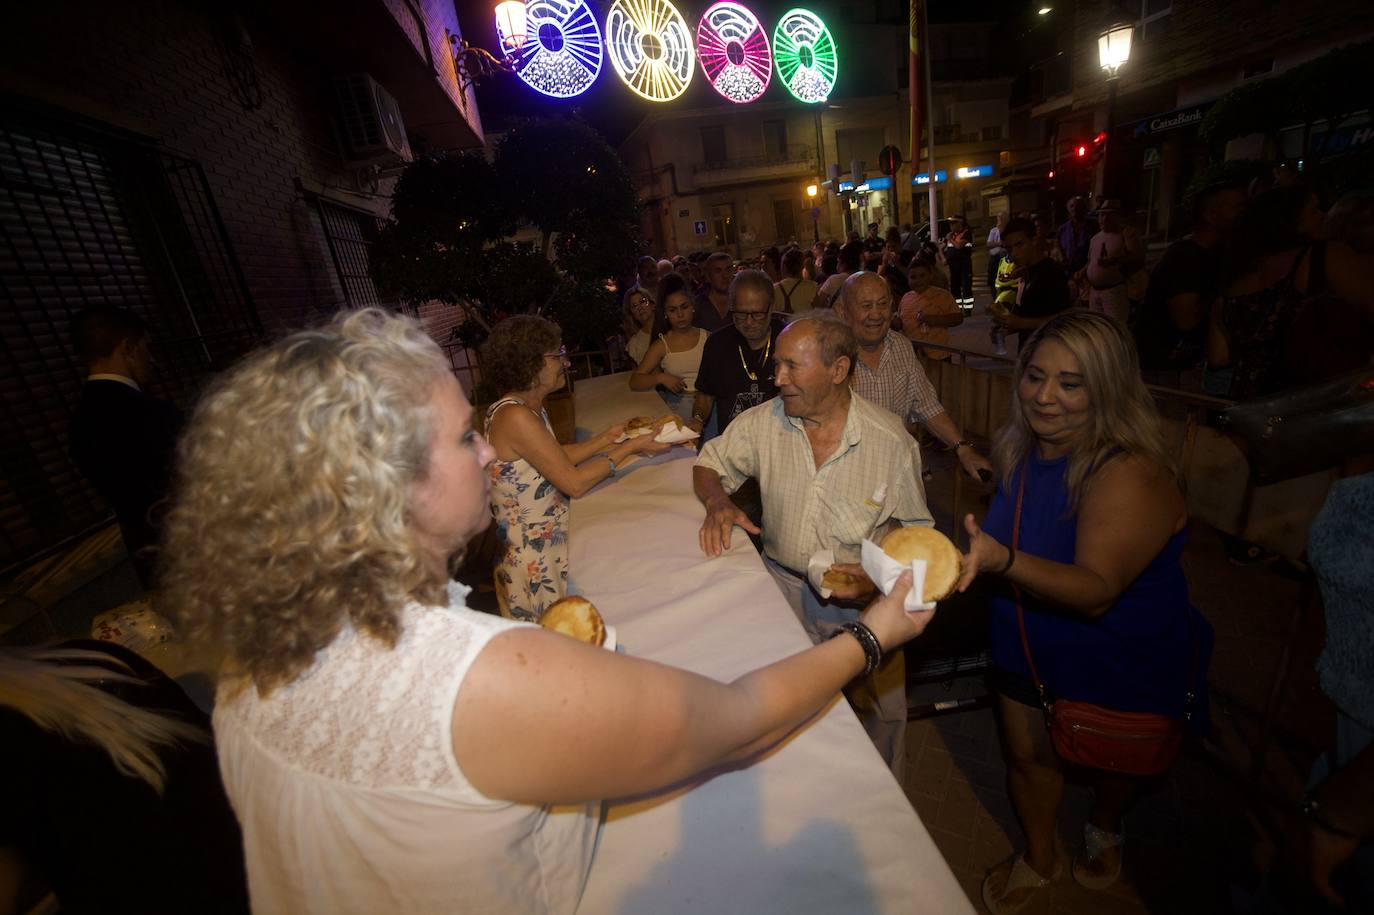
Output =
[{"x1": 370, "y1": 116, "x2": 641, "y2": 351}]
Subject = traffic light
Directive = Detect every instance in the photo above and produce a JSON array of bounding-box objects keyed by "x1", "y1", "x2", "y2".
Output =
[{"x1": 1065, "y1": 136, "x2": 1104, "y2": 169}]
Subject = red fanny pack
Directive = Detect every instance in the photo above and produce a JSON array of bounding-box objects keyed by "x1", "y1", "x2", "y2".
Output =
[{"x1": 1010, "y1": 467, "x2": 1197, "y2": 777}]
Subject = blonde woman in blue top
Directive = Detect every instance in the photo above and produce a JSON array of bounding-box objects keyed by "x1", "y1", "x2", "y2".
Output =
[{"x1": 957, "y1": 312, "x2": 1213, "y2": 913}]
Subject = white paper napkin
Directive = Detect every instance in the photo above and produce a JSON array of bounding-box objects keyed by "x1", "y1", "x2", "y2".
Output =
[
  {"x1": 613, "y1": 427, "x2": 654, "y2": 443},
  {"x1": 654, "y1": 424, "x2": 699, "y2": 444},
  {"x1": 860, "y1": 539, "x2": 937, "y2": 612},
  {"x1": 807, "y1": 549, "x2": 837, "y2": 598}
]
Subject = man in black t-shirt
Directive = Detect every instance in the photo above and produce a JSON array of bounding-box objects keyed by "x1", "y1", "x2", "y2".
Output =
[
  {"x1": 992, "y1": 217, "x2": 1071, "y2": 349},
  {"x1": 690, "y1": 269, "x2": 783, "y2": 439},
  {"x1": 1135, "y1": 183, "x2": 1245, "y2": 386}
]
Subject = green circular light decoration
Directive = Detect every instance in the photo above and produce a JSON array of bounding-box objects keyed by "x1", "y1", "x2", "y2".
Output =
[{"x1": 773, "y1": 8, "x2": 837, "y2": 103}]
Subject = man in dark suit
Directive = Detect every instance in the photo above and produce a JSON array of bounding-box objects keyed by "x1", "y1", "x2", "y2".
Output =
[{"x1": 68, "y1": 307, "x2": 181, "y2": 588}]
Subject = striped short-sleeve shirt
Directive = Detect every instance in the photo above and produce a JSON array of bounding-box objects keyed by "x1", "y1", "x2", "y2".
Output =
[{"x1": 696, "y1": 394, "x2": 933, "y2": 573}]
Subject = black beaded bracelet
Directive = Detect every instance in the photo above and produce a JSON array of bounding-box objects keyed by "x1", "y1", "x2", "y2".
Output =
[
  {"x1": 997, "y1": 546, "x2": 1016, "y2": 575},
  {"x1": 831, "y1": 620, "x2": 882, "y2": 676},
  {"x1": 1302, "y1": 796, "x2": 1362, "y2": 840}
]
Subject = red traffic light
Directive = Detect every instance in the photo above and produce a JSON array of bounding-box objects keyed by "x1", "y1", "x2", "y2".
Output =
[
  {"x1": 1047, "y1": 169, "x2": 1056, "y2": 179},
  {"x1": 1075, "y1": 144, "x2": 1088, "y2": 158},
  {"x1": 1093, "y1": 132, "x2": 1107, "y2": 145}
]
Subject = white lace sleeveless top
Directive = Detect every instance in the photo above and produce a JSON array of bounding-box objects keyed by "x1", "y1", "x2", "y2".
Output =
[{"x1": 213, "y1": 582, "x2": 600, "y2": 914}]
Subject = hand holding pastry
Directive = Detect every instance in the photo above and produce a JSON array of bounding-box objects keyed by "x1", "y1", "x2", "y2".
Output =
[
  {"x1": 599, "y1": 422, "x2": 628, "y2": 446},
  {"x1": 630, "y1": 436, "x2": 674, "y2": 457},
  {"x1": 859, "y1": 571, "x2": 934, "y2": 652},
  {"x1": 821, "y1": 563, "x2": 876, "y2": 601}
]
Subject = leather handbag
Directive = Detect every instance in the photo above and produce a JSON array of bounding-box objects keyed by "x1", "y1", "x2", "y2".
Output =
[{"x1": 1010, "y1": 468, "x2": 1198, "y2": 777}]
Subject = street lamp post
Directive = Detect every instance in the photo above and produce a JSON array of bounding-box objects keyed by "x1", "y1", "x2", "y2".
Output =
[
  {"x1": 806, "y1": 183, "x2": 820, "y2": 242},
  {"x1": 1096, "y1": 22, "x2": 1133, "y2": 196}
]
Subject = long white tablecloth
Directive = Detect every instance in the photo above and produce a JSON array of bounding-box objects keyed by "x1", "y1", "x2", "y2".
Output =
[{"x1": 570, "y1": 373, "x2": 972, "y2": 915}]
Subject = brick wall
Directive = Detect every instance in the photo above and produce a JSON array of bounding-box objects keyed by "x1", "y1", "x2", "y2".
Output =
[{"x1": 5, "y1": 0, "x2": 476, "y2": 335}]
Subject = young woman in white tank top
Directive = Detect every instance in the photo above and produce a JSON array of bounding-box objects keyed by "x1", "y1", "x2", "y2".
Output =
[{"x1": 630, "y1": 278, "x2": 706, "y2": 420}]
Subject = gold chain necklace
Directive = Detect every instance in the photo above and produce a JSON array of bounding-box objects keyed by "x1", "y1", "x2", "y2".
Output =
[{"x1": 736, "y1": 332, "x2": 772, "y2": 382}]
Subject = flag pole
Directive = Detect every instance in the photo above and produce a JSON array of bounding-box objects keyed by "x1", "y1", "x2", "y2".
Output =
[
  {"x1": 921, "y1": 0, "x2": 939, "y2": 237},
  {"x1": 908, "y1": 0, "x2": 921, "y2": 228}
]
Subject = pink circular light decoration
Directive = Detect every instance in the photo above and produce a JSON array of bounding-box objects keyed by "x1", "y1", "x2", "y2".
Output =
[{"x1": 696, "y1": 2, "x2": 772, "y2": 104}]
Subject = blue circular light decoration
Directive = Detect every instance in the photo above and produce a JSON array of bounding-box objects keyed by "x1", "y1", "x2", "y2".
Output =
[{"x1": 498, "y1": 0, "x2": 603, "y2": 98}]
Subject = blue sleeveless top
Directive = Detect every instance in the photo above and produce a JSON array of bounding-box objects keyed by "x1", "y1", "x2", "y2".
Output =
[{"x1": 981, "y1": 451, "x2": 1212, "y2": 733}]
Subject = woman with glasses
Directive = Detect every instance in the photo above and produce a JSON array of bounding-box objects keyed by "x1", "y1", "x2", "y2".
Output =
[
  {"x1": 621, "y1": 288, "x2": 655, "y2": 368},
  {"x1": 482, "y1": 316, "x2": 670, "y2": 620},
  {"x1": 629, "y1": 274, "x2": 706, "y2": 421}
]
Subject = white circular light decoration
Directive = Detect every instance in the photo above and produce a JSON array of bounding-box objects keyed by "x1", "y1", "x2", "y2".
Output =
[
  {"x1": 696, "y1": 2, "x2": 772, "y2": 104},
  {"x1": 773, "y1": 8, "x2": 838, "y2": 104},
  {"x1": 605, "y1": 0, "x2": 695, "y2": 102},
  {"x1": 498, "y1": 0, "x2": 603, "y2": 98}
]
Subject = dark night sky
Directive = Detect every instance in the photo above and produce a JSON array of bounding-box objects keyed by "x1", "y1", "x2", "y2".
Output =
[{"x1": 453, "y1": 0, "x2": 1032, "y2": 146}]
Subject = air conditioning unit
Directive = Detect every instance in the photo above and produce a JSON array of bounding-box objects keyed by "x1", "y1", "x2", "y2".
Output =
[{"x1": 333, "y1": 73, "x2": 413, "y2": 165}]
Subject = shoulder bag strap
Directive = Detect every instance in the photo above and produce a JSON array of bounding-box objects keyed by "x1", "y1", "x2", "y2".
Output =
[
  {"x1": 1010, "y1": 466, "x2": 1051, "y2": 710},
  {"x1": 1012, "y1": 457, "x2": 1203, "y2": 719},
  {"x1": 781, "y1": 280, "x2": 796, "y2": 312}
]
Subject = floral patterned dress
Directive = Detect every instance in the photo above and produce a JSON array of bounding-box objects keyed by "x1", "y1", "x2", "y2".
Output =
[{"x1": 485, "y1": 398, "x2": 570, "y2": 622}]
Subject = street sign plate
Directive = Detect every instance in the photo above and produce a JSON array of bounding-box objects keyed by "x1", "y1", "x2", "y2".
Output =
[
  {"x1": 678, "y1": 208, "x2": 690, "y2": 218},
  {"x1": 810, "y1": 207, "x2": 821, "y2": 219},
  {"x1": 1143, "y1": 147, "x2": 1161, "y2": 169},
  {"x1": 693, "y1": 220, "x2": 707, "y2": 235}
]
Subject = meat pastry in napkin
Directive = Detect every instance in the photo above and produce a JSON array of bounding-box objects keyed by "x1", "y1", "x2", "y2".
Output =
[{"x1": 859, "y1": 526, "x2": 961, "y2": 612}]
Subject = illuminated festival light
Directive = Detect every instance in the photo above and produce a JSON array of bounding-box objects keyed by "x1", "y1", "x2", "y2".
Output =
[
  {"x1": 498, "y1": 0, "x2": 603, "y2": 98},
  {"x1": 696, "y1": 2, "x2": 771, "y2": 104},
  {"x1": 605, "y1": 0, "x2": 695, "y2": 102},
  {"x1": 772, "y1": 8, "x2": 837, "y2": 103}
]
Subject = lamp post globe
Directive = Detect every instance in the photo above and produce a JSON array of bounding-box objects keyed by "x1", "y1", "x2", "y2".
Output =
[
  {"x1": 1095, "y1": 22, "x2": 1132, "y2": 197},
  {"x1": 495, "y1": 0, "x2": 528, "y2": 52},
  {"x1": 1097, "y1": 22, "x2": 1133, "y2": 76}
]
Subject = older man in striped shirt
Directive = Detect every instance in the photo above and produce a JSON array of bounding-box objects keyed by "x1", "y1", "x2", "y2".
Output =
[
  {"x1": 837, "y1": 272, "x2": 993, "y2": 481},
  {"x1": 693, "y1": 314, "x2": 936, "y2": 776}
]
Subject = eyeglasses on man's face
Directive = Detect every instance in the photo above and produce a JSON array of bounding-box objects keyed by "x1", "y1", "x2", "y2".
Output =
[
  {"x1": 728, "y1": 309, "x2": 770, "y2": 324},
  {"x1": 544, "y1": 346, "x2": 569, "y2": 359}
]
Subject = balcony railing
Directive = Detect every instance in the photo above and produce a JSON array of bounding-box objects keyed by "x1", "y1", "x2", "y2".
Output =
[
  {"x1": 933, "y1": 124, "x2": 986, "y2": 145},
  {"x1": 694, "y1": 145, "x2": 816, "y2": 174}
]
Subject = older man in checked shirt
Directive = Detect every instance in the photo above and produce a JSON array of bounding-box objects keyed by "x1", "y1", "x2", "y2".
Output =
[
  {"x1": 693, "y1": 314, "x2": 937, "y2": 776},
  {"x1": 838, "y1": 272, "x2": 993, "y2": 481}
]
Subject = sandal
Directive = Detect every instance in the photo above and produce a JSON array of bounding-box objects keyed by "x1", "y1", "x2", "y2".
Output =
[
  {"x1": 1072, "y1": 822, "x2": 1124, "y2": 890},
  {"x1": 981, "y1": 853, "x2": 1060, "y2": 914}
]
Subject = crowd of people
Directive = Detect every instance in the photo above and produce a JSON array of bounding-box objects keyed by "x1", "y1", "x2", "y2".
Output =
[{"x1": 3, "y1": 176, "x2": 1368, "y2": 915}]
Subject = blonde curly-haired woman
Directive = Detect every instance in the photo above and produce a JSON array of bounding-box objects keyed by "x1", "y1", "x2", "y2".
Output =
[{"x1": 162, "y1": 308, "x2": 935, "y2": 915}]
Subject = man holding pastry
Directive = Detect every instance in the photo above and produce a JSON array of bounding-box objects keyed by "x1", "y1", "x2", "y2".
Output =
[{"x1": 693, "y1": 313, "x2": 948, "y2": 776}]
